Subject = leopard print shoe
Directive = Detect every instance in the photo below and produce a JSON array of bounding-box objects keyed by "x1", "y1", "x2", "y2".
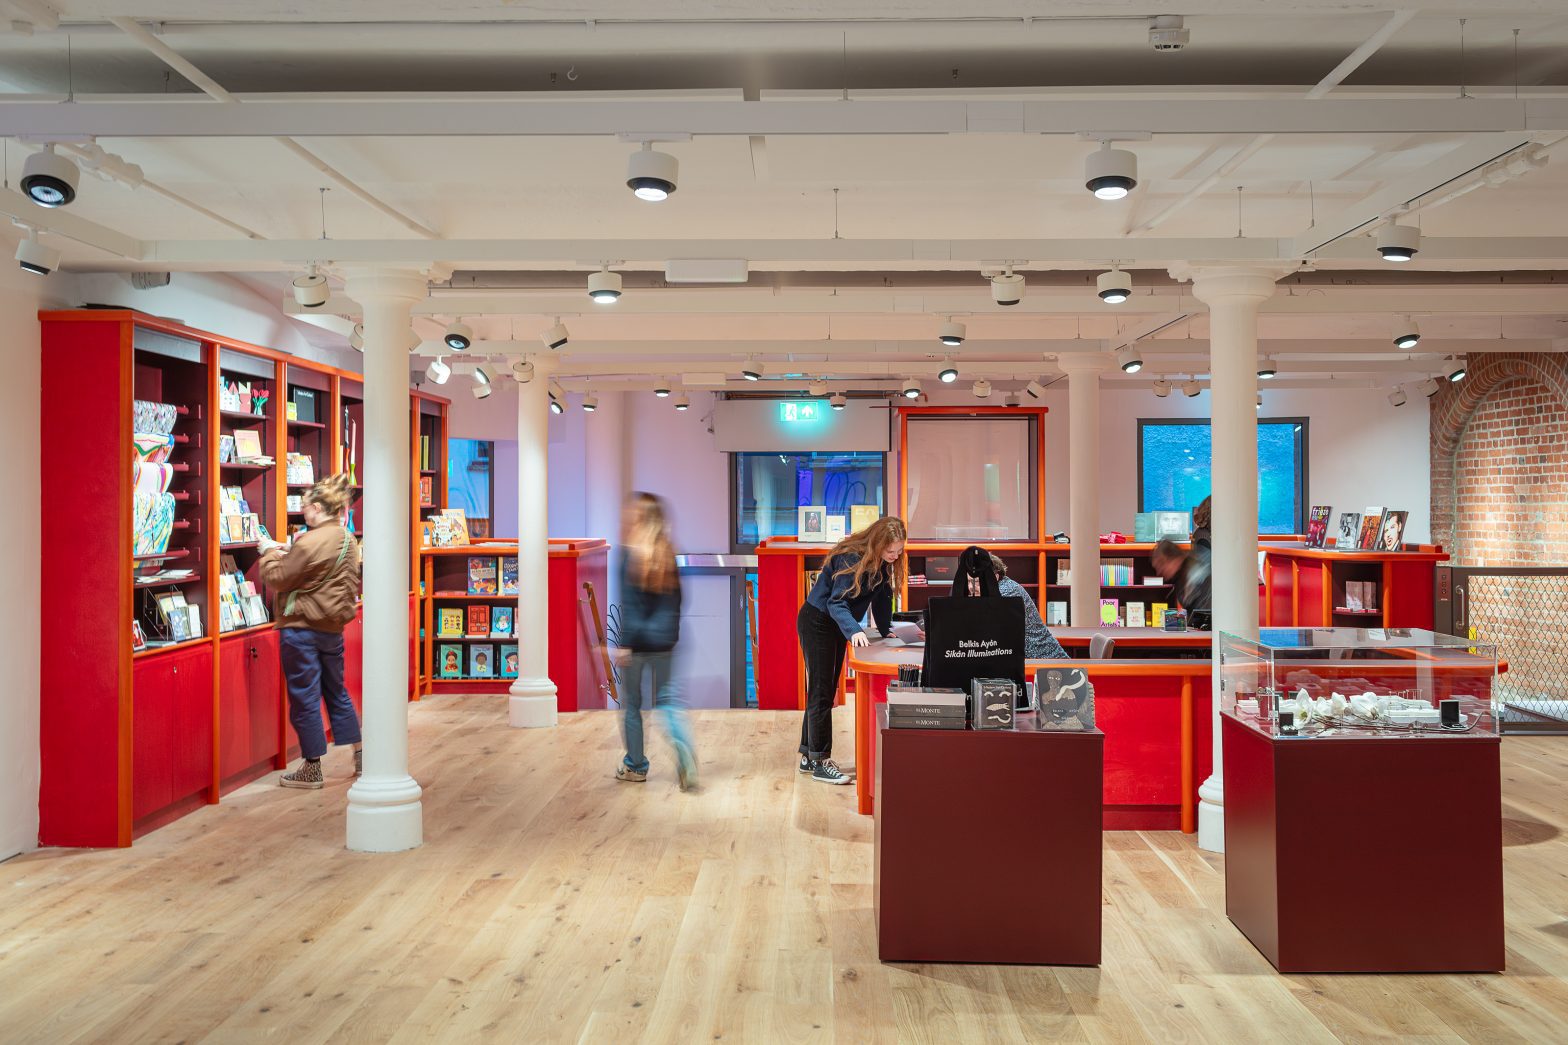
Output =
[{"x1": 280, "y1": 759, "x2": 324, "y2": 789}]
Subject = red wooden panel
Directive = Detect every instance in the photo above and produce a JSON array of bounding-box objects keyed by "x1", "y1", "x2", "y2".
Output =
[
  {"x1": 247, "y1": 630, "x2": 282, "y2": 767},
  {"x1": 1296, "y1": 562, "x2": 1329, "y2": 627},
  {"x1": 217, "y1": 637, "x2": 251, "y2": 780},
  {"x1": 569, "y1": 546, "x2": 611, "y2": 710},
  {"x1": 548, "y1": 554, "x2": 580, "y2": 711},
  {"x1": 219, "y1": 631, "x2": 282, "y2": 788},
  {"x1": 1264, "y1": 556, "x2": 1294, "y2": 626},
  {"x1": 40, "y1": 318, "x2": 132, "y2": 848},
  {"x1": 755, "y1": 554, "x2": 803, "y2": 710},
  {"x1": 1094, "y1": 673, "x2": 1186, "y2": 809},
  {"x1": 131, "y1": 644, "x2": 213, "y2": 824},
  {"x1": 343, "y1": 609, "x2": 364, "y2": 717},
  {"x1": 1386, "y1": 559, "x2": 1437, "y2": 629}
]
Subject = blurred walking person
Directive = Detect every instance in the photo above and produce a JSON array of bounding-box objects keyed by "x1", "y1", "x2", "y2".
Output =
[{"x1": 613, "y1": 492, "x2": 697, "y2": 790}]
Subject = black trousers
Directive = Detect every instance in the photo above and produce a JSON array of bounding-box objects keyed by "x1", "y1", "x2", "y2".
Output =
[{"x1": 797, "y1": 602, "x2": 847, "y2": 760}]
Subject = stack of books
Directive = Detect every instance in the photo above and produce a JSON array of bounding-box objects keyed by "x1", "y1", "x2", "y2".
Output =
[{"x1": 885, "y1": 686, "x2": 967, "y2": 730}]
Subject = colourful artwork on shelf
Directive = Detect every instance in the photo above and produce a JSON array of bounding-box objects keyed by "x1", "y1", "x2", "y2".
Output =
[{"x1": 437, "y1": 644, "x2": 463, "y2": 678}]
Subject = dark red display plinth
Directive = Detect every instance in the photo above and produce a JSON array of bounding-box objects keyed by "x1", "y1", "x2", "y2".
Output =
[
  {"x1": 1222, "y1": 712, "x2": 1504, "y2": 973},
  {"x1": 874, "y1": 711, "x2": 1103, "y2": 965}
]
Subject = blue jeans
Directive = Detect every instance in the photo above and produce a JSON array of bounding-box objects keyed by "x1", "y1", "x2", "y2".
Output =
[
  {"x1": 620, "y1": 649, "x2": 694, "y2": 777},
  {"x1": 280, "y1": 627, "x2": 360, "y2": 760}
]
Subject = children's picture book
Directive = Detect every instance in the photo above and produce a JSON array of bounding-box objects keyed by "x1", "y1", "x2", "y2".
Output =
[
  {"x1": 1379, "y1": 510, "x2": 1408, "y2": 551},
  {"x1": 850, "y1": 505, "x2": 880, "y2": 534},
  {"x1": 419, "y1": 475, "x2": 433, "y2": 508},
  {"x1": 1358, "y1": 507, "x2": 1385, "y2": 550},
  {"x1": 429, "y1": 508, "x2": 471, "y2": 547},
  {"x1": 1336, "y1": 512, "x2": 1362, "y2": 549},
  {"x1": 1126, "y1": 602, "x2": 1146, "y2": 628},
  {"x1": 233, "y1": 428, "x2": 264, "y2": 462},
  {"x1": 499, "y1": 644, "x2": 519, "y2": 679},
  {"x1": 1099, "y1": 598, "x2": 1120, "y2": 627},
  {"x1": 467, "y1": 557, "x2": 498, "y2": 595},
  {"x1": 466, "y1": 605, "x2": 490, "y2": 637},
  {"x1": 500, "y1": 556, "x2": 519, "y2": 596},
  {"x1": 437, "y1": 607, "x2": 465, "y2": 637},
  {"x1": 797, "y1": 505, "x2": 828, "y2": 543},
  {"x1": 1306, "y1": 505, "x2": 1332, "y2": 548},
  {"x1": 437, "y1": 644, "x2": 463, "y2": 678},
  {"x1": 469, "y1": 644, "x2": 495, "y2": 678},
  {"x1": 490, "y1": 605, "x2": 514, "y2": 637}
]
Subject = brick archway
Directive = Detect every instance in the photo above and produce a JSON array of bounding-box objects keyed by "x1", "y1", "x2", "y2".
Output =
[{"x1": 1430, "y1": 353, "x2": 1568, "y2": 565}]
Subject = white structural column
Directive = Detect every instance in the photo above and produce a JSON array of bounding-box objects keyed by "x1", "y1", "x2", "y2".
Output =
[
  {"x1": 510, "y1": 361, "x2": 559, "y2": 727},
  {"x1": 1056, "y1": 354, "x2": 1112, "y2": 627},
  {"x1": 343, "y1": 267, "x2": 428, "y2": 853},
  {"x1": 1185, "y1": 265, "x2": 1284, "y2": 853}
]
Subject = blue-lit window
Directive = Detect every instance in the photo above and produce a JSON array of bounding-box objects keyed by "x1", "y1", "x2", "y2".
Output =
[
  {"x1": 732, "y1": 451, "x2": 885, "y2": 552},
  {"x1": 447, "y1": 438, "x2": 494, "y2": 537},
  {"x1": 1137, "y1": 419, "x2": 1307, "y2": 534}
]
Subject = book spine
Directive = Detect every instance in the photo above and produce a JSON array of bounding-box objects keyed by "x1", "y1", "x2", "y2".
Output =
[
  {"x1": 888, "y1": 717, "x2": 968, "y2": 729},
  {"x1": 887, "y1": 705, "x2": 967, "y2": 718}
]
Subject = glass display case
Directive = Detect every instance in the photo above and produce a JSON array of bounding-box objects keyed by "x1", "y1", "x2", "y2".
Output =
[{"x1": 1219, "y1": 627, "x2": 1498, "y2": 738}]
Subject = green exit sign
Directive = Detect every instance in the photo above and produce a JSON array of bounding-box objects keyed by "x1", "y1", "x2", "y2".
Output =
[{"x1": 780, "y1": 401, "x2": 821, "y2": 423}]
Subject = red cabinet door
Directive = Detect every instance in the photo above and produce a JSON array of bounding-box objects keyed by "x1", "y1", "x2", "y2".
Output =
[
  {"x1": 132, "y1": 644, "x2": 213, "y2": 823},
  {"x1": 218, "y1": 631, "x2": 283, "y2": 786}
]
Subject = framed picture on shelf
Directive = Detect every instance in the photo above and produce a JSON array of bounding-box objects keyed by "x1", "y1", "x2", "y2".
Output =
[{"x1": 797, "y1": 505, "x2": 828, "y2": 543}]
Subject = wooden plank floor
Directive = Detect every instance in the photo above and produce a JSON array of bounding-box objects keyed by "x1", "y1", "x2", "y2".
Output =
[{"x1": 3, "y1": 696, "x2": 1567, "y2": 1044}]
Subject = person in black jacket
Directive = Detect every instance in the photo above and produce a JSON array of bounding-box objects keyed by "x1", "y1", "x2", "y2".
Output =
[
  {"x1": 796, "y1": 515, "x2": 907, "y2": 785},
  {"x1": 614, "y1": 492, "x2": 696, "y2": 790}
]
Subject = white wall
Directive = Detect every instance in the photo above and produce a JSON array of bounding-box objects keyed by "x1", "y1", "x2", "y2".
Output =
[{"x1": 0, "y1": 267, "x2": 44, "y2": 859}]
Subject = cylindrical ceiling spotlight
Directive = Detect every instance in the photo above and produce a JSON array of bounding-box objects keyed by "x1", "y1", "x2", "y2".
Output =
[
  {"x1": 1256, "y1": 392, "x2": 1264, "y2": 412},
  {"x1": 972, "y1": 379, "x2": 992, "y2": 398},
  {"x1": 581, "y1": 393, "x2": 598, "y2": 412},
  {"x1": 1115, "y1": 345, "x2": 1144, "y2": 373},
  {"x1": 588, "y1": 267, "x2": 622, "y2": 304},
  {"x1": 1153, "y1": 379, "x2": 1172, "y2": 398},
  {"x1": 1388, "y1": 386, "x2": 1408, "y2": 407},
  {"x1": 549, "y1": 395, "x2": 564, "y2": 415},
  {"x1": 1023, "y1": 379, "x2": 1046, "y2": 400},
  {"x1": 542, "y1": 320, "x2": 569, "y2": 350},
  {"x1": 1257, "y1": 357, "x2": 1278, "y2": 380},
  {"x1": 511, "y1": 359, "x2": 535, "y2": 382},
  {"x1": 14, "y1": 229, "x2": 60, "y2": 275},
  {"x1": 741, "y1": 360, "x2": 761, "y2": 381},
  {"x1": 1392, "y1": 315, "x2": 1421, "y2": 350},
  {"x1": 653, "y1": 380, "x2": 671, "y2": 398},
  {"x1": 990, "y1": 270, "x2": 1025, "y2": 307},
  {"x1": 292, "y1": 262, "x2": 328, "y2": 308},
  {"x1": 21, "y1": 144, "x2": 80, "y2": 208},
  {"x1": 626, "y1": 142, "x2": 678, "y2": 202},
  {"x1": 938, "y1": 320, "x2": 966, "y2": 347},
  {"x1": 1182, "y1": 377, "x2": 1201, "y2": 398},
  {"x1": 1097, "y1": 268, "x2": 1132, "y2": 303},
  {"x1": 1085, "y1": 142, "x2": 1137, "y2": 200},
  {"x1": 808, "y1": 379, "x2": 829, "y2": 397},
  {"x1": 444, "y1": 320, "x2": 473, "y2": 351},
  {"x1": 938, "y1": 358, "x2": 959, "y2": 383},
  {"x1": 472, "y1": 365, "x2": 494, "y2": 400},
  {"x1": 349, "y1": 323, "x2": 364, "y2": 352},
  {"x1": 1376, "y1": 222, "x2": 1421, "y2": 262},
  {"x1": 674, "y1": 393, "x2": 690, "y2": 411},
  {"x1": 902, "y1": 378, "x2": 922, "y2": 400},
  {"x1": 1003, "y1": 392, "x2": 1022, "y2": 407},
  {"x1": 1447, "y1": 356, "x2": 1468, "y2": 383},
  {"x1": 830, "y1": 393, "x2": 847, "y2": 411},
  {"x1": 1419, "y1": 377, "x2": 1442, "y2": 398},
  {"x1": 425, "y1": 356, "x2": 451, "y2": 385}
]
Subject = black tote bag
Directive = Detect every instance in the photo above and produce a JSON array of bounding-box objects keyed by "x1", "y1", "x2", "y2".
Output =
[{"x1": 919, "y1": 546, "x2": 1027, "y2": 691}]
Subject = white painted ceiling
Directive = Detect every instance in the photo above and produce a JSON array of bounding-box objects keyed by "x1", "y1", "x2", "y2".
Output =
[{"x1": 2, "y1": 0, "x2": 1567, "y2": 395}]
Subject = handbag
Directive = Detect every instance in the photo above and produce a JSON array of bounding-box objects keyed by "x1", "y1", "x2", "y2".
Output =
[{"x1": 919, "y1": 546, "x2": 1026, "y2": 692}]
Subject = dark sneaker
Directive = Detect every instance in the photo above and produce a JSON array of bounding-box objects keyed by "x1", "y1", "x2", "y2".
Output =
[
  {"x1": 799, "y1": 755, "x2": 817, "y2": 774},
  {"x1": 616, "y1": 765, "x2": 648, "y2": 782},
  {"x1": 353, "y1": 748, "x2": 363, "y2": 777},
  {"x1": 280, "y1": 760, "x2": 324, "y2": 789},
  {"x1": 811, "y1": 759, "x2": 853, "y2": 785}
]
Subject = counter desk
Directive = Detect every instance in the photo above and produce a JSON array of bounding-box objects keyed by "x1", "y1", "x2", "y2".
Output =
[{"x1": 847, "y1": 642, "x2": 1215, "y2": 830}]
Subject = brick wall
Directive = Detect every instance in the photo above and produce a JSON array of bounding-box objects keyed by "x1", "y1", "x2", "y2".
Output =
[{"x1": 1430, "y1": 352, "x2": 1568, "y2": 566}]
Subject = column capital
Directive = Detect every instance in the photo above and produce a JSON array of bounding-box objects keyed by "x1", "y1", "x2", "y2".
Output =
[
  {"x1": 1169, "y1": 263, "x2": 1294, "y2": 307},
  {"x1": 1054, "y1": 352, "x2": 1115, "y2": 376},
  {"x1": 340, "y1": 266, "x2": 431, "y2": 306}
]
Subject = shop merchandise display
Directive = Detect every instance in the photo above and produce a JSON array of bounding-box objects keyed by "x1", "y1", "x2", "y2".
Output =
[
  {"x1": 1335, "y1": 511, "x2": 1361, "y2": 549},
  {"x1": 1305, "y1": 505, "x2": 1332, "y2": 548},
  {"x1": 500, "y1": 644, "x2": 519, "y2": 678},
  {"x1": 1357, "y1": 506, "x2": 1385, "y2": 549},
  {"x1": 500, "y1": 556, "x2": 519, "y2": 595},
  {"x1": 285, "y1": 452, "x2": 315, "y2": 485},
  {"x1": 489, "y1": 605, "x2": 514, "y2": 637},
  {"x1": 1033, "y1": 667, "x2": 1096, "y2": 731},
  {"x1": 825, "y1": 516, "x2": 847, "y2": 543},
  {"x1": 849, "y1": 504, "x2": 880, "y2": 535},
  {"x1": 437, "y1": 607, "x2": 464, "y2": 637},
  {"x1": 885, "y1": 686, "x2": 967, "y2": 729},
  {"x1": 465, "y1": 605, "x2": 490, "y2": 637},
  {"x1": 797, "y1": 505, "x2": 828, "y2": 543},
  {"x1": 1379, "y1": 510, "x2": 1408, "y2": 551},
  {"x1": 469, "y1": 644, "x2": 495, "y2": 678},
  {"x1": 971, "y1": 678, "x2": 1018, "y2": 730},
  {"x1": 467, "y1": 556, "x2": 498, "y2": 595},
  {"x1": 437, "y1": 643, "x2": 463, "y2": 677}
]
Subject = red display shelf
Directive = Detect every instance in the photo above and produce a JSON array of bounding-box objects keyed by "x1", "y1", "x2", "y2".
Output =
[
  {"x1": 133, "y1": 637, "x2": 210, "y2": 659},
  {"x1": 134, "y1": 549, "x2": 191, "y2": 562},
  {"x1": 220, "y1": 461, "x2": 272, "y2": 472},
  {"x1": 219, "y1": 542, "x2": 259, "y2": 551},
  {"x1": 287, "y1": 418, "x2": 327, "y2": 430},
  {"x1": 220, "y1": 409, "x2": 269, "y2": 422},
  {"x1": 429, "y1": 591, "x2": 516, "y2": 601},
  {"x1": 135, "y1": 574, "x2": 202, "y2": 589},
  {"x1": 430, "y1": 634, "x2": 517, "y2": 642}
]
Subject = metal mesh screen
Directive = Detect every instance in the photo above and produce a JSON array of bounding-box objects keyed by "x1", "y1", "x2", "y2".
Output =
[{"x1": 1463, "y1": 572, "x2": 1568, "y2": 733}]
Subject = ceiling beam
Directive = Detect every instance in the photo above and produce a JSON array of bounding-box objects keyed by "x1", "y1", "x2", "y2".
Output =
[{"x1": 0, "y1": 95, "x2": 1561, "y2": 140}]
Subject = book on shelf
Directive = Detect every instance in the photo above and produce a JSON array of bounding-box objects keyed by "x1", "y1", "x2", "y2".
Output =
[
  {"x1": 500, "y1": 556, "x2": 519, "y2": 596},
  {"x1": 850, "y1": 504, "x2": 880, "y2": 535},
  {"x1": 437, "y1": 643, "x2": 463, "y2": 678},
  {"x1": 824, "y1": 516, "x2": 846, "y2": 543},
  {"x1": 218, "y1": 434, "x2": 236, "y2": 463},
  {"x1": 286, "y1": 400, "x2": 297, "y2": 422},
  {"x1": 437, "y1": 607, "x2": 465, "y2": 638},
  {"x1": 1336, "y1": 512, "x2": 1361, "y2": 549},
  {"x1": 1126, "y1": 602, "x2": 1146, "y2": 628},
  {"x1": 466, "y1": 605, "x2": 490, "y2": 637},
  {"x1": 418, "y1": 475, "x2": 433, "y2": 508},
  {"x1": 291, "y1": 388, "x2": 318, "y2": 424},
  {"x1": 1098, "y1": 559, "x2": 1135, "y2": 585},
  {"x1": 286, "y1": 453, "x2": 316, "y2": 486},
  {"x1": 286, "y1": 494, "x2": 303, "y2": 513},
  {"x1": 1358, "y1": 506, "x2": 1385, "y2": 550},
  {"x1": 420, "y1": 434, "x2": 431, "y2": 471},
  {"x1": 131, "y1": 619, "x2": 147, "y2": 651},
  {"x1": 232, "y1": 428, "x2": 266, "y2": 463},
  {"x1": 1142, "y1": 576, "x2": 1166, "y2": 586},
  {"x1": 467, "y1": 556, "x2": 498, "y2": 595},
  {"x1": 428, "y1": 508, "x2": 470, "y2": 547},
  {"x1": 1056, "y1": 565, "x2": 1071, "y2": 585},
  {"x1": 1151, "y1": 602, "x2": 1168, "y2": 627},
  {"x1": 500, "y1": 644, "x2": 519, "y2": 678},
  {"x1": 1099, "y1": 598, "x2": 1120, "y2": 627},
  {"x1": 797, "y1": 505, "x2": 828, "y2": 543},
  {"x1": 1133, "y1": 510, "x2": 1190, "y2": 542},
  {"x1": 468, "y1": 644, "x2": 496, "y2": 678},
  {"x1": 1306, "y1": 505, "x2": 1332, "y2": 548},
  {"x1": 1378, "y1": 510, "x2": 1408, "y2": 551},
  {"x1": 1045, "y1": 601, "x2": 1068, "y2": 627},
  {"x1": 489, "y1": 605, "x2": 514, "y2": 637}
]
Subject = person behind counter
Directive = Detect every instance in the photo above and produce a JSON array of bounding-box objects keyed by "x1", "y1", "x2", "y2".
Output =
[
  {"x1": 987, "y1": 553, "x2": 1069, "y2": 660},
  {"x1": 1152, "y1": 536, "x2": 1212, "y2": 614},
  {"x1": 796, "y1": 515, "x2": 908, "y2": 785},
  {"x1": 1190, "y1": 495, "x2": 1212, "y2": 549}
]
